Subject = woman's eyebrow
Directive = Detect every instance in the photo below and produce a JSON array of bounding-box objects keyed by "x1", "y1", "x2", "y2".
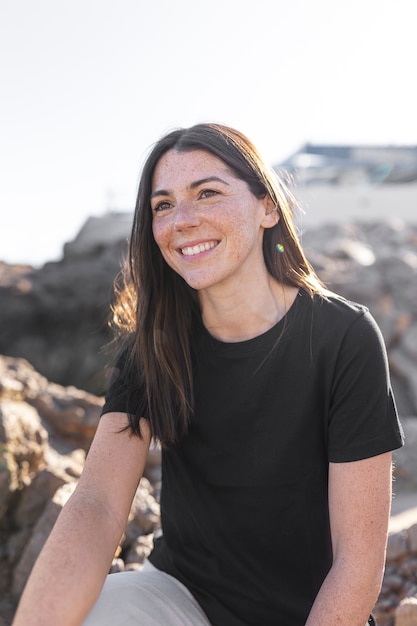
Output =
[
  {"x1": 189, "y1": 176, "x2": 230, "y2": 190},
  {"x1": 150, "y1": 176, "x2": 229, "y2": 200},
  {"x1": 150, "y1": 188, "x2": 170, "y2": 200}
]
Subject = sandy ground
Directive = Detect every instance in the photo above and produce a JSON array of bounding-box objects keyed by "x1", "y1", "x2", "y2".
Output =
[{"x1": 389, "y1": 491, "x2": 417, "y2": 533}]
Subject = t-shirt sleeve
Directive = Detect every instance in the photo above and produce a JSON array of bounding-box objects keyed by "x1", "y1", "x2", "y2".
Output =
[
  {"x1": 100, "y1": 346, "x2": 148, "y2": 419},
  {"x1": 327, "y1": 310, "x2": 404, "y2": 462}
]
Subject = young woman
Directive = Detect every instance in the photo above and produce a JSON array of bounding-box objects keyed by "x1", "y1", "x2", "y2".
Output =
[{"x1": 13, "y1": 123, "x2": 403, "y2": 626}]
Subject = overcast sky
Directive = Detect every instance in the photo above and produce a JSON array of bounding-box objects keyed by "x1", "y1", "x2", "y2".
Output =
[{"x1": 1, "y1": 0, "x2": 416, "y2": 266}]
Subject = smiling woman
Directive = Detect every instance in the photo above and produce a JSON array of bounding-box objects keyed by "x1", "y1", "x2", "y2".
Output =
[{"x1": 13, "y1": 123, "x2": 404, "y2": 626}]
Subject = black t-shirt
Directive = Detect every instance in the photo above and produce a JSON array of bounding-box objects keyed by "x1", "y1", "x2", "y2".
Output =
[{"x1": 102, "y1": 290, "x2": 404, "y2": 626}]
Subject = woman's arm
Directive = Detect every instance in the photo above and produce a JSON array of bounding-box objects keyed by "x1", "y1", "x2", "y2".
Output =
[
  {"x1": 305, "y1": 451, "x2": 393, "y2": 626},
  {"x1": 13, "y1": 412, "x2": 151, "y2": 626}
]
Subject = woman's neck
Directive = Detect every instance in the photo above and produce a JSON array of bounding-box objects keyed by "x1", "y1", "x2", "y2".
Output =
[{"x1": 199, "y1": 276, "x2": 299, "y2": 342}]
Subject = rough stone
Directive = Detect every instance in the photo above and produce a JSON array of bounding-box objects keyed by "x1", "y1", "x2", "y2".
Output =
[
  {"x1": 387, "y1": 532, "x2": 410, "y2": 562},
  {"x1": 0, "y1": 356, "x2": 102, "y2": 451},
  {"x1": 0, "y1": 401, "x2": 48, "y2": 519},
  {"x1": 0, "y1": 240, "x2": 126, "y2": 395},
  {"x1": 29, "y1": 382, "x2": 102, "y2": 447},
  {"x1": 374, "y1": 524, "x2": 417, "y2": 625},
  {"x1": 395, "y1": 596, "x2": 417, "y2": 626},
  {"x1": 408, "y1": 524, "x2": 417, "y2": 554},
  {"x1": 394, "y1": 419, "x2": 417, "y2": 491},
  {"x1": 124, "y1": 477, "x2": 161, "y2": 543},
  {"x1": 124, "y1": 533, "x2": 154, "y2": 566},
  {"x1": 0, "y1": 356, "x2": 165, "y2": 624}
]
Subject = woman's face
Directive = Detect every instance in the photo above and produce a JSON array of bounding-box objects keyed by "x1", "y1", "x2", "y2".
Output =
[{"x1": 150, "y1": 149, "x2": 277, "y2": 293}]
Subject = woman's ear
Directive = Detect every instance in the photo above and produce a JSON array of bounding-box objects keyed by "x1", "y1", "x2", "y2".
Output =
[{"x1": 261, "y1": 195, "x2": 279, "y2": 229}]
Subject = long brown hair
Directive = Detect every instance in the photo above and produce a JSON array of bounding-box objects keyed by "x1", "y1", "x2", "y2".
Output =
[{"x1": 111, "y1": 123, "x2": 324, "y2": 446}]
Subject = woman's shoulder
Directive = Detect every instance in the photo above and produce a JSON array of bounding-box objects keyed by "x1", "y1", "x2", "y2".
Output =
[
  {"x1": 298, "y1": 288, "x2": 379, "y2": 341},
  {"x1": 307, "y1": 288, "x2": 369, "y2": 321},
  {"x1": 296, "y1": 289, "x2": 389, "y2": 367}
]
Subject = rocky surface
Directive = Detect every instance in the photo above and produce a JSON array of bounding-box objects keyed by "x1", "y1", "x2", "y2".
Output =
[
  {"x1": 379, "y1": 522, "x2": 417, "y2": 625},
  {"x1": 0, "y1": 356, "x2": 161, "y2": 624},
  {"x1": 0, "y1": 238, "x2": 126, "y2": 396}
]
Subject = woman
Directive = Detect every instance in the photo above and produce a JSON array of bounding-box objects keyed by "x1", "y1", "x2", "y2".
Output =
[{"x1": 13, "y1": 123, "x2": 403, "y2": 626}]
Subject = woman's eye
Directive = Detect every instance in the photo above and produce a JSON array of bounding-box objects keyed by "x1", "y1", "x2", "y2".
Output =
[
  {"x1": 200, "y1": 189, "x2": 219, "y2": 199},
  {"x1": 153, "y1": 200, "x2": 172, "y2": 213}
]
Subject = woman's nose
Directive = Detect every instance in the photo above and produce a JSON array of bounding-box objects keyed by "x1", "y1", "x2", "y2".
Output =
[{"x1": 173, "y1": 201, "x2": 200, "y2": 230}]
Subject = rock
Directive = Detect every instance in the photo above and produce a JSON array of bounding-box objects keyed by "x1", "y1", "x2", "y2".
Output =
[
  {"x1": 109, "y1": 557, "x2": 125, "y2": 574},
  {"x1": 0, "y1": 355, "x2": 48, "y2": 402},
  {"x1": 375, "y1": 523, "x2": 417, "y2": 625},
  {"x1": 13, "y1": 462, "x2": 79, "y2": 530},
  {"x1": 0, "y1": 401, "x2": 48, "y2": 519},
  {"x1": 124, "y1": 477, "x2": 161, "y2": 543},
  {"x1": 395, "y1": 596, "x2": 417, "y2": 626},
  {"x1": 29, "y1": 382, "x2": 102, "y2": 447},
  {"x1": 0, "y1": 239, "x2": 126, "y2": 395},
  {"x1": 326, "y1": 237, "x2": 376, "y2": 266},
  {"x1": 390, "y1": 347, "x2": 417, "y2": 417},
  {"x1": 0, "y1": 355, "x2": 163, "y2": 624},
  {"x1": 124, "y1": 533, "x2": 154, "y2": 566},
  {"x1": 0, "y1": 600, "x2": 15, "y2": 626},
  {"x1": 387, "y1": 531, "x2": 410, "y2": 562},
  {"x1": 408, "y1": 524, "x2": 417, "y2": 554},
  {"x1": 394, "y1": 418, "x2": 417, "y2": 491},
  {"x1": 0, "y1": 356, "x2": 102, "y2": 450}
]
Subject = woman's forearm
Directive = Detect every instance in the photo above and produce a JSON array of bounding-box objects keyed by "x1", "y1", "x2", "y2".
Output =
[
  {"x1": 305, "y1": 559, "x2": 383, "y2": 626},
  {"x1": 13, "y1": 489, "x2": 125, "y2": 626}
]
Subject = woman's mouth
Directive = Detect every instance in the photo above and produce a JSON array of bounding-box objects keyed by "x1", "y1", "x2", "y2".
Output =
[{"x1": 181, "y1": 241, "x2": 218, "y2": 256}]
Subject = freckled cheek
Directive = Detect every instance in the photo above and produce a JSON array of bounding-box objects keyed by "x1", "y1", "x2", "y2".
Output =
[{"x1": 228, "y1": 224, "x2": 264, "y2": 265}]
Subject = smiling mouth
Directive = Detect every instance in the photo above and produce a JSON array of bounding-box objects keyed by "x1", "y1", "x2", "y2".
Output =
[{"x1": 181, "y1": 241, "x2": 218, "y2": 256}]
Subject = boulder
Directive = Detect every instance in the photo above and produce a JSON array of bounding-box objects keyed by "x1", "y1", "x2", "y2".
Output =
[
  {"x1": 0, "y1": 401, "x2": 48, "y2": 520},
  {"x1": 0, "y1": 355, "x2": 102, "y2": 450},
  {"x1": 0, "y1": 356, "x2": 161, "y2": 625},
  {"x1": 394, "y1": 596, "x2": 417, "y2": 626},
  {"x1": 0, "y1": 239, "x2": 126, "y2": 395},
  {"x1": 394, "y1": 418, "x2": 417, "y2": 491}
]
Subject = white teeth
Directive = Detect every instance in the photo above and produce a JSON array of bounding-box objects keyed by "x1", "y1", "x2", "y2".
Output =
[{"x1": 181, "y1": 241, "x2": 217, "y2": 256}]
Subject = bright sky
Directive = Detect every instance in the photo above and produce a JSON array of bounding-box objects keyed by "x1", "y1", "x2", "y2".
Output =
[{"x1": 1, "y1": 0, "x2": 416, "y2": 267}]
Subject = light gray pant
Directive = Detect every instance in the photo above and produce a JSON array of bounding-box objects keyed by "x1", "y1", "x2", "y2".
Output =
[{"x1": 83, "y1": 561, "x2": 211, "y2": 626}]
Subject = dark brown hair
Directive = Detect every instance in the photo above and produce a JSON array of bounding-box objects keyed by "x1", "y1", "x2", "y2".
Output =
[{"x1": 111, "y1": 123, "x2": 324, "y2": 446}]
